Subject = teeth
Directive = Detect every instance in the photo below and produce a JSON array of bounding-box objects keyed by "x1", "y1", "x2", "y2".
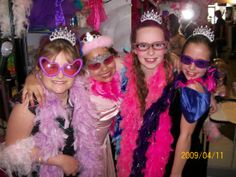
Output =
[
  {"x1": 53, "y1": 81, "x2": 65, "y2": 84},
  {"x1": 145, "y1": 58, "x2": 155, "y2": 62}
]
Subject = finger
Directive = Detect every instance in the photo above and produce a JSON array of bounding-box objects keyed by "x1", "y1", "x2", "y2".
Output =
[
  {"x1": 22, "y1": 88, "x2": 28, "y2": 103},
  {"x1": 37, "y1": 86, "x2": 45, "y2": 104},
  {"x1": 34, "y1": 90, "x2": 42, "y2": 106},
  {"x1": 28, "y1": 91, "x2": 35, "y2": 107}
]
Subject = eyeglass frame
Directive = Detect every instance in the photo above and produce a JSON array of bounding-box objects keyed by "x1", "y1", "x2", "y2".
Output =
[
  {"x1": 133, "y1": 41, "x2": 168, "y2": 51},
  {"x1": 39, "y1": 56, "x2": 83, "y2": 78},
  {"x1": 86, "y1": 53, "x2": 114, "y2": 70},
  {"x1": 180, "y1": 54, "x2": 210, "y2": 69}
]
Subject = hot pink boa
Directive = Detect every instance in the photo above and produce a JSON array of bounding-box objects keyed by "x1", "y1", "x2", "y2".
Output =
[
  {"x1": 117, "y1": 53, "x2": 173, "y2": 177},
  {"x1": 90, "y1": 72, "x2": 122, "y2": 101},
  {"x1": 86, "y1": 0, "x2": 107, "y2": 31}
]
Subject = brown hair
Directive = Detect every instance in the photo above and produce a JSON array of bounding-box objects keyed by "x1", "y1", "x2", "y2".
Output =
[{"x1": 131, "y1": 20, "x2": 173, "y2": 115}]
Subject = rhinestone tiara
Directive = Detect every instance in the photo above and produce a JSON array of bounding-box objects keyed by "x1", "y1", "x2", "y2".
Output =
[
  {"x1": 140, "y1": 9, "x2": 162, "y2": 24},
  {"x1": 192, "y1": 26, "x2": 214, "y2": 42},
  {"x1": 82, "y1": 32, "x2": 100, "y2": 43},
  {"x1": 49, "y1": 27, "x2": 76, "y2": 46}
]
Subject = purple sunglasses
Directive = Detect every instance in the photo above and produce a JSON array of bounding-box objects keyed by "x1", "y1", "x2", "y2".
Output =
[
  {"x1": 39, "y1": 57, "x2": 83, "y2": 78},
  {"x1": 180, "y1": 55, "x2": 210, "y2": 69}
]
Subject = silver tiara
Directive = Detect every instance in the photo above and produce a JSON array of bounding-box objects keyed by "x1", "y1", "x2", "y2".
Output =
[
  {"x1": 49, "y1": 27, "x2": 76, "y2": 46},
  {"x1": 193, "y1": 26, "x2": 214, "y2": 42},
  {"x1": 82, "y1": 32, "x2": 100, "y2": 43},
  {"x1": 140, "y1": 10, "x2": 162, "y2": 24}
]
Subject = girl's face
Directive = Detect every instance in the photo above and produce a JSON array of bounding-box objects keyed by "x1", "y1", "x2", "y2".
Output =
[
  {"x1": 40, "y1": 52, "x2": 76, "y2": 96},
  {"x1": 133, "y1": 26, "x2": 167, "y2": 75},
  {"x1": 181, "y1": 43, "x2": 210, "y2": 80},
  {"x1": 86, "y1": 47, "x2": 116, "y2": 82}
]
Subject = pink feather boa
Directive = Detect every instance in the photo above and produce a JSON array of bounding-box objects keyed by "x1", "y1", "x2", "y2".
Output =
[
  {"x1": 90, "y1": 72, "x2": 122, "y2": 101},
  {"x1": 117, "y1": 53, "x2": 173, "y2": 177}
]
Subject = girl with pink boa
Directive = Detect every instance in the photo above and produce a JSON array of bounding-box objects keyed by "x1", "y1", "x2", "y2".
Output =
[{"x1": 117, "y1": 9, "x2": 174, "y2": 177}]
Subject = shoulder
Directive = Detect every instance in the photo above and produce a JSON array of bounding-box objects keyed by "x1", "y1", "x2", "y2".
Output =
[
  {"x1": 186, "y1": 82, "x2": 205, "y2": 93},
  {"x1": 11, "y1": 91, "x2": 38, "y2": 115},
  {"x1": 6, "y1": 102, "x2": 35, "y2": 145}
]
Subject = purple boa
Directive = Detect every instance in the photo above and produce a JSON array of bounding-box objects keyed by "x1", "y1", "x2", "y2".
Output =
[{"x1": 33, "y1": 76, "x2": 103, "y2": 177}]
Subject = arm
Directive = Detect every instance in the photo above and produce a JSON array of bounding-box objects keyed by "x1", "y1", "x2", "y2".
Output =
[
  {"x1": 22, "y1": 73, "x2": 44, "y2": 106},
  {"x1": 3, "y1": 102, "x2": 79, "y2": 176},
  {"x1": 209, "y1": 94, "x2": 217, "y2": 114},
  {"x1": 170, "y1": 116, "x2": 197, "y2": 177}
]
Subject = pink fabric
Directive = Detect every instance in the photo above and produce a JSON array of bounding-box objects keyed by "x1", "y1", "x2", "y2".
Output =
[
  {"x1": 90, "y1": 72, "x2": 122, "y2": 101},
  {"x1": 86, "y1": 0, "x2": 107, "y2": 31},
  {"x1": 177, "y1": 68, "x2": 217, "y2": 92},
  {"x1": 82, "y1": 35, "x2": 113, "y2": 55},
  {"x1": 117, "y1": 53, "x2": 173, "y2": 177}
]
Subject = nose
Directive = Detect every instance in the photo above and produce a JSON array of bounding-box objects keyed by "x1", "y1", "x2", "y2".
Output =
[
  {"x1": 57, "y1": 70, "x2": 64, "y2": 78},
  {"x1": 147, "y1": 46, "x2": 155, "y2": 55},
  {"x1": 189, "y1": 62, "x2": 196, "y2": 70},
  {"x1": 100, "y1": 63, "x2": 109, "y2": 71}
]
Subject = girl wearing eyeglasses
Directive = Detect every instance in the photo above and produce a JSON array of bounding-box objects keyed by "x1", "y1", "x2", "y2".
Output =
[
  {"x1": 0, "y1": 29, "x2": 91, "y2": 177},
  {"x1": 169, "y1": 27, "x2": 218, "y2": 177},
  {"x1": 117, "y1": 10, "x2": 174, "y2": 177}
]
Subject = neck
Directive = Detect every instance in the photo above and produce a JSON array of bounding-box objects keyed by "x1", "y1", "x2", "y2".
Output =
[
  {"x1": 57, "y1": 92, "x2": 69, "y2": 106},
  {"x1": 141, "y1": 66, "x2": 157, "y2": 81}
]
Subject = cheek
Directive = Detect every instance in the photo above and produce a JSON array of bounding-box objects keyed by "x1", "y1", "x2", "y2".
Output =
[
  {"x1": 108, "y1": 62, "x2": 116, "y2": 71},
  {"x1": 197, "y1": 68, "x2": 207, "y2": 77},
  {"x1": 158, "y1": 49, "x2": 167, "y2": 57},
  {"x1": 67, "y1": 78, "x2": 75, "y2": 85},
  {"x1": 88, "y1": 69, "x2": 100, "y2": 78}
]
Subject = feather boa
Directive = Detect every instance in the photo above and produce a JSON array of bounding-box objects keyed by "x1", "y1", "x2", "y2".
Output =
[
  {"x1": 90, "y1": 72, "x2": 122, "y2": 101},
  {"x1": 0, "y1": 0, "x2": 32, "y2": 37},
  {"x1": 12, "y1": 0, "x2": 32, "y2": 37},
  {"x1": 0, "y1": 137, "x2": 35, "y2": 177},
  {"x1": 117, "y1": 53, "x2": 173, "y2": 177},
  {"x1": 34, "y1": 76, "x2": 103, "y2": 177},
  {"x1": 175, "y1": 67, "x2": 218, "y2": 92},
  {"x1": 0, "y1": 0, "x2": 11, "y2": 37},
  {"x1": 86, "y1": 0, "x2": 107, "y2": 31}
]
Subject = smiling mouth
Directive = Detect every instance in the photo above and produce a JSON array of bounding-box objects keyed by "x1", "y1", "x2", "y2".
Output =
[
  {"x1": 186, "y1": 71, "x2": 197, "y2": 78},
  {"x1": 101, "y1": 72, "x2": 113, "y2": 79},
  {"x1": 52, "y1": 80, "x2": 67, "y2": 84},
  {"x1": 145, "y1": 58, "x2": 157, "y2": 62}
]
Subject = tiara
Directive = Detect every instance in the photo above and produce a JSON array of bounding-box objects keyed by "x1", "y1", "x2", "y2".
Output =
[
  {"x1": 49, "y1": 27, "x2": 76, "y2": 46},
  {"x1": 140, "y1": 10, "x2": 162, "y2": 24},
  {"x1": 193, "y1": 26, "x2": 214, "y2": 42},
  {"x1": 82, "y1": 32, "x2": 101, "y2": 43}
]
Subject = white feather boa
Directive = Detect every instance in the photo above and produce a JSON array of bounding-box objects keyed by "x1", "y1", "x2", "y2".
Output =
[
  {"x1": 0, "y1": 137, "x2": 35, "y2": 177},
  {"x1": 12, "y1": 0, "x2": 32, "y2": 37},
  {"x1": 0, "y1": 0, "x2": 11, "y2": 37}
]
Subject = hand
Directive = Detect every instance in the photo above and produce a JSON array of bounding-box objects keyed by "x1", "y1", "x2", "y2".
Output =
[
  {"x1": 209, "y1": 95, "x2": 217, "y2": 114},
  {"x1": 22, "y1": 74, "x2": 44, "y2": 106},
  {"x1": 56, "y1": 154, "x2": 80, "y2": 176}
]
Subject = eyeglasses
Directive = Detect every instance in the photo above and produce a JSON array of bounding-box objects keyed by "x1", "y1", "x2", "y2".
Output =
[
  {"x1": 87, "y1": 54, "x2": 114, "y2": 70},
  {"x1": 39, "y1": 57, "x2": 83, "y2": 78},
  {"x1": 180, "y1": 55, "x2": 210, "y2": 69},
  {"x1": 134, "y1": 41, "x2": 167, "y2": 51}
]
